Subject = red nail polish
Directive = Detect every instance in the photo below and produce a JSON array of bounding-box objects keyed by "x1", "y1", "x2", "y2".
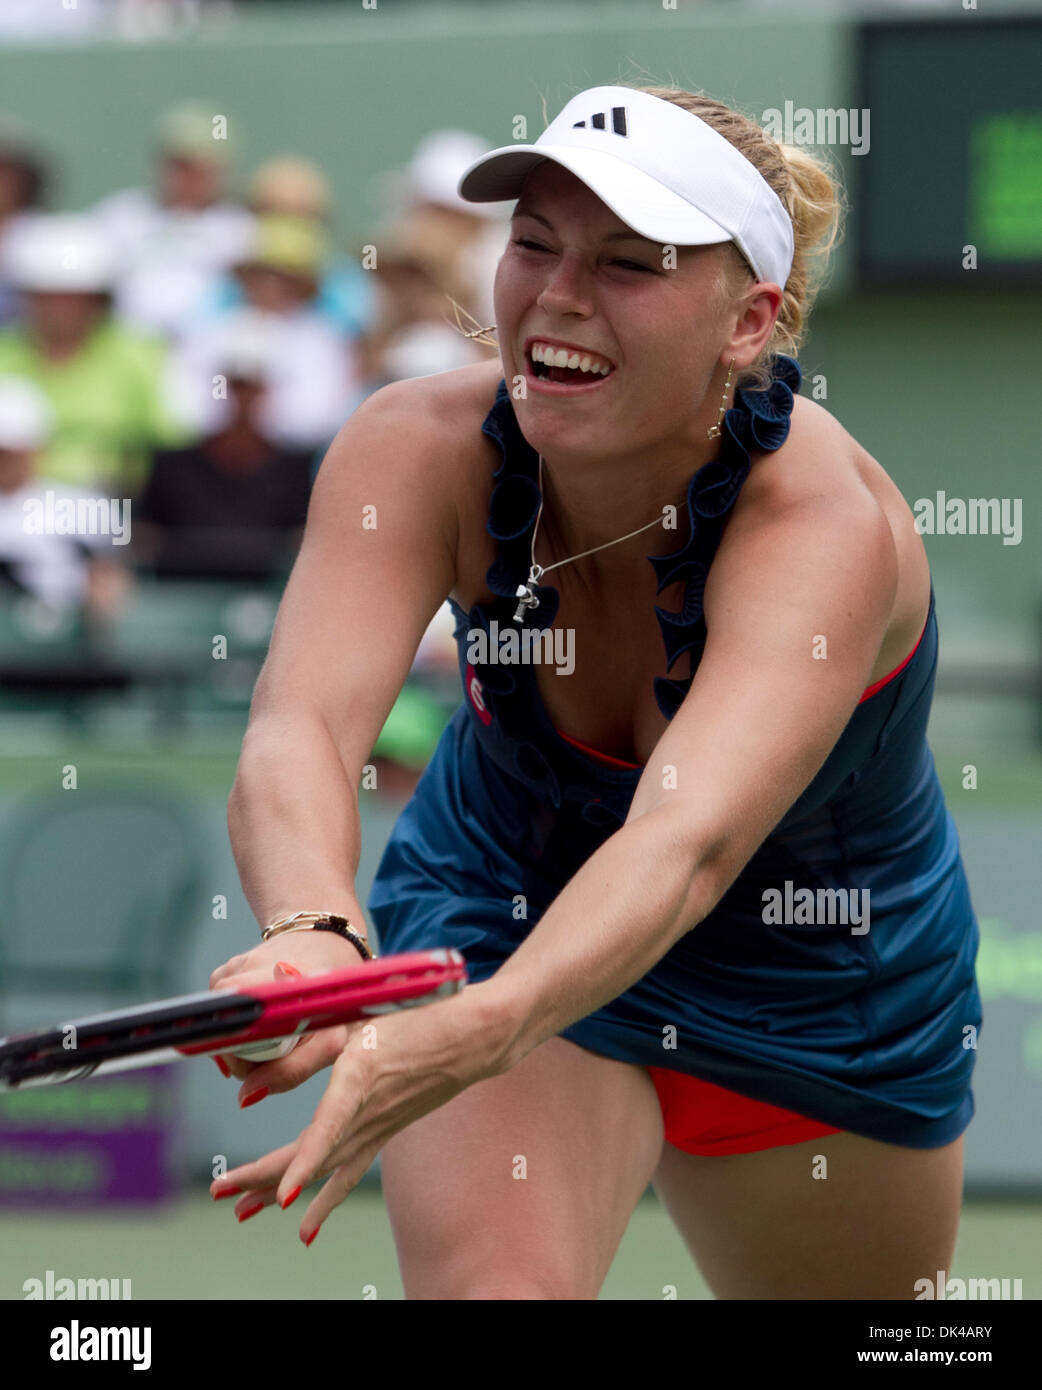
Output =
[
  {"x1": 237, "y1": 1202, "x2": 264, "y2": 1223},
  {"x1": 214, "y1": 1056, "x2": 231, "y2": 1078},
  {"x1": 213, "y1": 1186, "x2": 242, "y2": 1201},
  {"x1": 239, "y1": 1086, "x2": 269, "y2": 1109},
  {"x1": 276, "y1": 961, "x2": 303, "y2": 977},
  {"x1": 280, "y1": 1185, "x2": 302, "y2": 1210},
  {"x1": 304, "y1": 1228, "x2": 319, "y2": 1248}
]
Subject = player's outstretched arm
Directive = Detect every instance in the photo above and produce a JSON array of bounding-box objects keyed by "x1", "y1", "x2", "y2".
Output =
[{"x1": 209, "y1": 375, "x2": 464, "y2": 1085}]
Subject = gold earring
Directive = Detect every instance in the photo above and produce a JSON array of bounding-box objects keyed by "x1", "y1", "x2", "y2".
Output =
[{"x1": 707, "y1": 357, "x2": 735, "y2": 440}]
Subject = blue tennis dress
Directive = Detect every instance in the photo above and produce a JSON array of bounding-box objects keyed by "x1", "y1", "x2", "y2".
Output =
[{"x1": 368, "y1": 355, "x2": 981, "y2": 1149}]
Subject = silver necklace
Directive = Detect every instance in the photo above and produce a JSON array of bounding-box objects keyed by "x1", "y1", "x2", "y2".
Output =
[{"x1": 512, "y1": 453, "x2": 668, "y2": 623}]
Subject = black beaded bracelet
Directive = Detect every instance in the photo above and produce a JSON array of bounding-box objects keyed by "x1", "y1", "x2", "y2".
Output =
[{"x1": 311, "y1": 915, "x2": 374, "y2": 962}]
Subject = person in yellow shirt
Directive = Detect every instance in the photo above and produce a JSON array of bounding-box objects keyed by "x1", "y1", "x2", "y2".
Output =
[{"x1": 0, "y1": 214, "x2": 189, "y2": 494}]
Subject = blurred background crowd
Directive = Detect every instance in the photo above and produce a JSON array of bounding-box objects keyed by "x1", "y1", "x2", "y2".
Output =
[{"x1": 0, "y1": 98, "x2": 507, "y2": 787}]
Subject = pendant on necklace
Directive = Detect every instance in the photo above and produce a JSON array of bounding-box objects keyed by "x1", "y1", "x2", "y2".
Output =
[{"x1": 512, "y1": 564, "x2": 543, "y2": 623}]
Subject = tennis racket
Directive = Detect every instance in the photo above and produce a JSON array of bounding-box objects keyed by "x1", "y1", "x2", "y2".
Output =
[{"x1": 0, "y1": 948, "x2": 467, "y2": 1090}]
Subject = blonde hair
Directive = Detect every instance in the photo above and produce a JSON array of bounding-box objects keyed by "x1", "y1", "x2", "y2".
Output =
[
  {"x1": 448, "y1": 83, "x2": 844, "y2": 390},
  {"x1": 632, "y1": 84, "x2": 843, "y2": 390}
]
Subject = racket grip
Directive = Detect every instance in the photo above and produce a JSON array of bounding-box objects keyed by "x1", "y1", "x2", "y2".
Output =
[{"x1": 228, "y1": 1036, "x2": 300, "y2": 1063}]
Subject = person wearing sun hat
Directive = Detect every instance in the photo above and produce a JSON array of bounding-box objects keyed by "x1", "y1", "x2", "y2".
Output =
[
  {"x1": 233, "y1": 212, "x2": 330, "y2": 309},
  {"x1": 245, "y1": 155, "x2": 376, "y2": 341},
  {"x1": 136, "y1": 312, "x2": 315, "y2": 582},
  {"x1": 0, "y1": 214, "x2": 188, "y2": 492},
  {"x1": 167, "y1": 213, "x2": 358, "y2": 451},
  {"x1": 372, "y1": 128, "x2": 510, "y2": 334},
  {"x1": 90, "y1": 100, "x2": 254, "y2": 342}
]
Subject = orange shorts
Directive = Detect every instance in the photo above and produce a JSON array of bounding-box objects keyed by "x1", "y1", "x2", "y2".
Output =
[{"x1": 647, "y1": 1066, "x2": 843, "y2": 1156}]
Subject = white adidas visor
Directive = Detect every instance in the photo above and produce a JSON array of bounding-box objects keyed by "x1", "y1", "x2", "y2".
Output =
[{"x1": 458, "y1": 85, "x2": 794, "y2": 290}]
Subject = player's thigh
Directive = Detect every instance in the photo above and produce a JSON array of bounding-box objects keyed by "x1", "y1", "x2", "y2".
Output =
[
  {"x1": 651, "y1": 1128, "x2": 964, "y2": 1299},
  {"x1": 380, "y1": 1034, "x2": 665, "y2": 1299}
]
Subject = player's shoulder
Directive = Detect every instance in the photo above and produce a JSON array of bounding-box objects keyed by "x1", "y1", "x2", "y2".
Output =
[
  {"x1": 722, "y1": 390, "x2": 900, "y2": 595},
  {"x1": 739, "y1": 390, "x2": 882, "y2": 519},
  {"x1": 351, "y1": 355, "x2": 505, "y2": 442},
  {"x1": 348, "y1": 357, "x2": 503, "y2": 476}
]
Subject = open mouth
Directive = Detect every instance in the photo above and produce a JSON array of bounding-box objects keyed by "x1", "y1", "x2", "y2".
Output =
[{"x1": 527, "y1": 340, "x2": 615, "y2": 387}]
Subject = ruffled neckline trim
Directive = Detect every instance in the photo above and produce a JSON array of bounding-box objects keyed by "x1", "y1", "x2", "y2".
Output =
[{"x1": 477, "y1": 354, "x2": 801, "y2": 721}]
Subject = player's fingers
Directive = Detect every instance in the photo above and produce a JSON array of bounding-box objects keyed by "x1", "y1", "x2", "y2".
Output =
[
  {"x1": 275, "y1": 1051, "x2": 365, "y2": 1201},
  {"x1": 215, "y1": 1052, "x2": 254, "y2": 1082},
  {"x1": 209, "y1": 948, "x2": 312, "y2": 994},
  {"x1": 234, "y1": 1024, "x2": 350, "y2": 1103},
  {"x1": 208, "y1": 962, "x2": 317, "y2": 1081},
  {"x1": 297, "y1": 1158, "x2": 372, "y2": 1245},
  {"x1": 232, "y1": 1187, "x2": 279, "y2": 1223},
  {"x1": 209, "y1": 964, "x2": 283, "y2": 995},
  {"x1": 208, "y1": 955, "x2": 250, "y2": 988},
  {"x1": 211, "y1": 961, "x2": 341, "y2": 1084},
  {"x1": 209, "y1": 1139, "x2": 299, "y2": 1200},
  {"x1": 227, "y1": 961, "x2": 304, "y2": 1061}
]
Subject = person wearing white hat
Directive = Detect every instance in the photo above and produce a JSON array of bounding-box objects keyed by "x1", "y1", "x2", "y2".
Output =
[
  {"x1": 371, "y1": 128, "x2": 510, "y2": 332},
  {"x1": 90, "y1": 101, "x2": 254, "y2": 342},
  {"x1": 0, "y1": 375, "x2": 128, "y2": 611},
  {"x1": 166, "y1": 215, "x2": 359, "y2": 453},
  {"x1": 359, "y1": 131, "x2": 508, "y2": 392},
  {"x1": 0, "y1": 214, "x2": 188, "y2": 492},
  {"x1": 137, "y1": 312, "x2": 315, "y2": 581},
  {"x1": 207, "y1": 85, "x2": 977, "y2": 1301}
]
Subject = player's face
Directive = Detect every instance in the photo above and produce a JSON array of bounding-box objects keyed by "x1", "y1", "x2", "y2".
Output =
[{"x1": 494, "y1": 161, "x2": 735, "y2": 463}]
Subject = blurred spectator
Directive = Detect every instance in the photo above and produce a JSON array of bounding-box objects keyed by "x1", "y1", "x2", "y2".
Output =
[
  {"x1": 360, "y1": 130, "x2": 506, "y2": 391},
  {"x1": 0, "y1": 214, "x2": 188, "y2": 493},
  {"x1": 136, "y1": 316, "x2": 312, "y2": 582},
  {"x1": 0, "y1": 376, "x2": 129, "y2": 615},
  {"x1": 90, "y1": 100, "x2": 254, "y2": 342},
  {"x1": 0, "y1": 116, "x2": 50, "y2": 326},
  {"x1": 246, "y1": 155, "x2": 376, "y2": 340},
  {"x1": 357, "y1": 210, "x2": 491, "y2": 393},
  {"x1": 166, "y1": 213, "x2": 357, "y2": 451},
  {"x1": 373, "y1": 129, "x2": 508, "y2": 326}
]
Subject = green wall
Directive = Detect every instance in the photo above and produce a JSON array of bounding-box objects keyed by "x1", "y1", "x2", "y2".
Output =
[{"x1": 803, "y1": 288, "x2": 1038, "y2": 642}]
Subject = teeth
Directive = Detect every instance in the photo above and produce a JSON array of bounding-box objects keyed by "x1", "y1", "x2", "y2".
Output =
[{"x1": 530, "y1": 341, "x2": 612, "y2": 376}]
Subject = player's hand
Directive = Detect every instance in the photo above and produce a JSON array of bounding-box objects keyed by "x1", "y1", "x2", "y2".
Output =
[
  {"x1": 208, "y1": 930, "x2": 369, "y2": 1087},
  {"x1": 208, "y1": 980, "x2": 512, "y2": 1245}
]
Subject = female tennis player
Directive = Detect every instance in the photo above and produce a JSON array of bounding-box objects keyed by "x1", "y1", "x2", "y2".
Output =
[{"x1": 207, "y1": 84, "x2": 981, "y2": 1299}]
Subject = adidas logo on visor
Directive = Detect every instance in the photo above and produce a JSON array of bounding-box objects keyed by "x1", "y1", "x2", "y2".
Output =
[
  {"x1": 456, "y1": 85, "x2": 795, "y2": 287},
  {"x1": 572, "y1": 107, "x2": 628, "y2": 137}
]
